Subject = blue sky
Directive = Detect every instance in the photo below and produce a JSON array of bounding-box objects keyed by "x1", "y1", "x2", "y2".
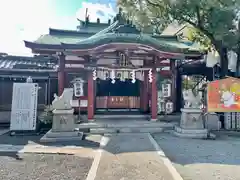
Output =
[{"x1": 0, "y1": 0, "x2": 117, "y2": 56}]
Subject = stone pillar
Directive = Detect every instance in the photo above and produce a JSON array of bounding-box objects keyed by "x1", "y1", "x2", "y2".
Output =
[
  {"x1": 170, "y1": 60, "x2": 176, "y2": 111},
  {"x1": 58, "y1": 53, "x2": 65, "y2": 96},
  {"x1": 151, "y1": 68, "x2": 158, "y2": 121},
  {"x1": 142, "y1": 71, "x2": 148, "y2": 112},
  {"x1": 176, "y1": 69, "x2": 182, "y2": 112},
  {"x1": 88, "y1": 71, "x2": 94, "y2": 120}
]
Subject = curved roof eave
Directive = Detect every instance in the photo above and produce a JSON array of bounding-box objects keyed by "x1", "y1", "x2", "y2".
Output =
[
  {"x1": 24, "y1": 41, "x2": 63, "y2": 50},
  {"x1": 61, "y1": 33, "x2": 202, "y2": 55}
]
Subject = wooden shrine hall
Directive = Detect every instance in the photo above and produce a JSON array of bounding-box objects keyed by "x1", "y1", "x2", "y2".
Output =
[{"x1": 24, "y1": 10, "x2": 203, "y2": 121}]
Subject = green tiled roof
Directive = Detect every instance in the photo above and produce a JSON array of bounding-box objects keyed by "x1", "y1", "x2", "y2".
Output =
[
  {"x1": 26, "y1": 18, "x2": 202, "y2": 56},
  {"x1": 35, "y1": 34, "x2": 89, "y2": 45},
  {"x1": 61, "y1": 33, "x2": 200, "y2": 55}
]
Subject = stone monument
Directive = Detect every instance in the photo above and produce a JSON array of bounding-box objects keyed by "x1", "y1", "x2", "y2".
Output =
[
  {"x1": 40, "y1": 88, "x2": 83, "y2": 142},
  {"x1": 174, "y1": 89, "x2": 212, "y2": 138}
]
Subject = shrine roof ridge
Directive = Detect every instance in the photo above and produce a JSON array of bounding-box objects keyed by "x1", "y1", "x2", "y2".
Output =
[{"x1": 49, "y1": 28, "x2": 96, "y2": 36}]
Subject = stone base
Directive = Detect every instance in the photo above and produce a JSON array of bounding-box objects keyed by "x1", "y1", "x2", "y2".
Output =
[
  {"x1": 40, "y1": 129, "x2": 83, "y2": 143},
  {"x1": 180, "y1": 108, "x2": 204, "y2": 129},
  {"x1": 174, "y1": 126, "x2": 208, "y2": 138},
  {"x1": 52, "y1": 109, "x2": 75, "y2": 132},
  {"x1": 88, "y1": 118, "x2": 95, "y2": 122},
  {"x1": 173, "y1": 126, "x2": 216, "y2": 139}
]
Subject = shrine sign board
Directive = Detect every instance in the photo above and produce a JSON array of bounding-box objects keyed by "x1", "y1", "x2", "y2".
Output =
[
  {"x1": 207, "y1": 77, "x2": 240, "y2": 112},
  {"x1": 10, "y1": 83, "x2": 38, "y2": 131}
]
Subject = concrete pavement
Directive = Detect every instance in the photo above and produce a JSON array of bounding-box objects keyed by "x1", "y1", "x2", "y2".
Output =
[{"x1": 88, "y1": 133, "x2": 179, "y2": 180}]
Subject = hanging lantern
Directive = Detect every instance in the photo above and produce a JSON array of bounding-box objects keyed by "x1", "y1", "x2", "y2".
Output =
[
  {"x1": 148, "y1": 69, "x2": 153, "y2": 83},
  {"x1": 111, "y1": 70, "x2": 115, "y2": 84},
  {"x1": 162, "y1": 84, "x2": 171, "y2": 97},
  {"x1": 165, "y1": 101, "x2": 173, "y2": 114},
  {"x1": 130, "y1": 70, "x2": 136, "y2": 83},
  {"x1": 74, "y1": 81, "x2": 84, "y2": 97},
  {"x1": 92, "y1": 69, "x2": 97, "y2": 80}
]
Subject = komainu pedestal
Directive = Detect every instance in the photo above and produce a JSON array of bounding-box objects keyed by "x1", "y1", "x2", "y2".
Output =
[
  {"x1": 52, "y1": 109, "x2": 75, "y2": 132},
  {"x1": 174, "y1": 108, "x2": 210, "y2": 139},
  {"x1": 40, "y1": 88, "x2": 83, "y2": 143}
]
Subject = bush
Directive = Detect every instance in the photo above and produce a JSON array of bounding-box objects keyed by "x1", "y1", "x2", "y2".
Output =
[{"x1": 38, "y1": 105, "x2": 53, "y2": 124}]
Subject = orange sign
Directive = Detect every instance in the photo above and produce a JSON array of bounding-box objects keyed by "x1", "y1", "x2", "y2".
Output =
[{"x1": 207, "y1": 77, "x2": 240, "y2": 112}]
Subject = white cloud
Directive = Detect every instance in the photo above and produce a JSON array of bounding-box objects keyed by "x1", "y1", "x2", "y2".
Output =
[
  {"x1": 0, "y1": 1, "x2": 116, "y2": 56},
  {"x1": 76, "y1": 2, "x2": 116, "y2": 23}
]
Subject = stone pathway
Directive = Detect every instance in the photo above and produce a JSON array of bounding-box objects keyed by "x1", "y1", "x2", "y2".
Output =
[{"x1": 92, "y1": 133, "x2": 176, "y2": 180}]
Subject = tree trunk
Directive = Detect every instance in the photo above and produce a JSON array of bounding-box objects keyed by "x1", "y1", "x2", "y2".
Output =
[{"x1": 217, "y1": 46, "x2": 228, "y2": 78}]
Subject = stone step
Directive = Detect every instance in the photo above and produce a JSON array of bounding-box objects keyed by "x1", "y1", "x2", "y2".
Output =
[
  {"x1": 94, "y1": 114, "x2": 149, "y2": 120},
  {"x1": 78, "y1": 122, "x2": 176, "y2": 129},
  {"x1": 90, "y1": 127, "x2": 165, "y2": 134}
]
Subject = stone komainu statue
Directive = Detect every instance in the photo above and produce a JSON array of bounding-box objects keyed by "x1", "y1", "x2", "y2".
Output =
[
  {"x1": 182, "y1": 89, "x2": 202, "y2": 108},
  {"x1": 52, "y1": 88, "x2": 73, "y2": 110}
]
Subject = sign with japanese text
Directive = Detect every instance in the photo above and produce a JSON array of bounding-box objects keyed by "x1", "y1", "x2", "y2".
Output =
[
  {"x1": 10, "y1": 83, "x2": 38, "y2": 131},
  {"x1": 207, "y1": 77, "x2": 240, "y2": 112}
]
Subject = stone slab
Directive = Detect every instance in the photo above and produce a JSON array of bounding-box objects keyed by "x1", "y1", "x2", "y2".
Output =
[
  {"x1": 45, "y1": 129, "x2": 82, "y2": 138},
  {"x1": 90, "y1": 127, "x2": 164, "y2": 134},
  {"x1": 40, "y1": 129, "x2": 83, "y2": 143},
  {"x1": 120, "y1": 127, "x2": 164, "y2": 133}
]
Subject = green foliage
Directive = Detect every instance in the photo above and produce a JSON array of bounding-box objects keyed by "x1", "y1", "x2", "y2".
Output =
[
  {"x1": 118, "y1": 0, "x2": 240, "y2": 49},
  {"x1": 118, "y1": 0, "x2": 240, "y2": 76},
  {"x1": 38, "y1": 105, "x2": 53, "y2": 124},
  {"x1": 187, "y1": 27, "x2": 212, "y2": 49}
]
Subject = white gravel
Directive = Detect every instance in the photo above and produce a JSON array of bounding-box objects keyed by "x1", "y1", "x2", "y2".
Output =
[
  {"x1": 0, "y1": 153, "x2": 93, "y2": 180},
  {"x1": 152, "y1": 132, "x2": 240, "y2": 180}
]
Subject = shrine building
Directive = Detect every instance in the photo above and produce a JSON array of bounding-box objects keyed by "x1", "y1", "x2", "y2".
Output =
[{"x1": 24, "y1": 10, "x2": 204, "y2": 121}]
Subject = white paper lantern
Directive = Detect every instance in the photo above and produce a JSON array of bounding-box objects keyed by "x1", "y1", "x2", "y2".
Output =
[
  {"x1": 111, "y1": 70, "x2": 115, "y2": 84},
  {"x1": 148, "y1": 69, "x2": 153, "y2": 83},
  {"x1": 92, "y1": 69, "x2": 97, "y2": 80}
]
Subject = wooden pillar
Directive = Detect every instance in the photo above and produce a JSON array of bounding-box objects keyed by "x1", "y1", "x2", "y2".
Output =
[
  {"x1": 151, "y1": 68, "x2": 158, "y2": 121},
  {"x1": 87, "y1": 71, "x2": 94, "y2": 120},
  {"x1": 142, "y1": 71, "x2": 148, "y2": 112},
  {"x1": 57, "y1": 53, "x2": 65, "y2": 96}
]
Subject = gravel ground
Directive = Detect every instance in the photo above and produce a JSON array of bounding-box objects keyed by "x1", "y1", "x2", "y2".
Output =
[
  {"x1": 152, "y1": 132, "x2": 240, "y2": 180},
  {"x1": 95, "y1": 133, "x2": 174, "y2": 180},
  {"x1": 0, "y1": 153, "x2": 93, "y2": 180}
]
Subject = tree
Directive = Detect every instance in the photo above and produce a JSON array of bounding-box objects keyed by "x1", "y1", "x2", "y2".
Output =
[{"x1": 117, "y1": 0, "x2": 240, "y2": 77}]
